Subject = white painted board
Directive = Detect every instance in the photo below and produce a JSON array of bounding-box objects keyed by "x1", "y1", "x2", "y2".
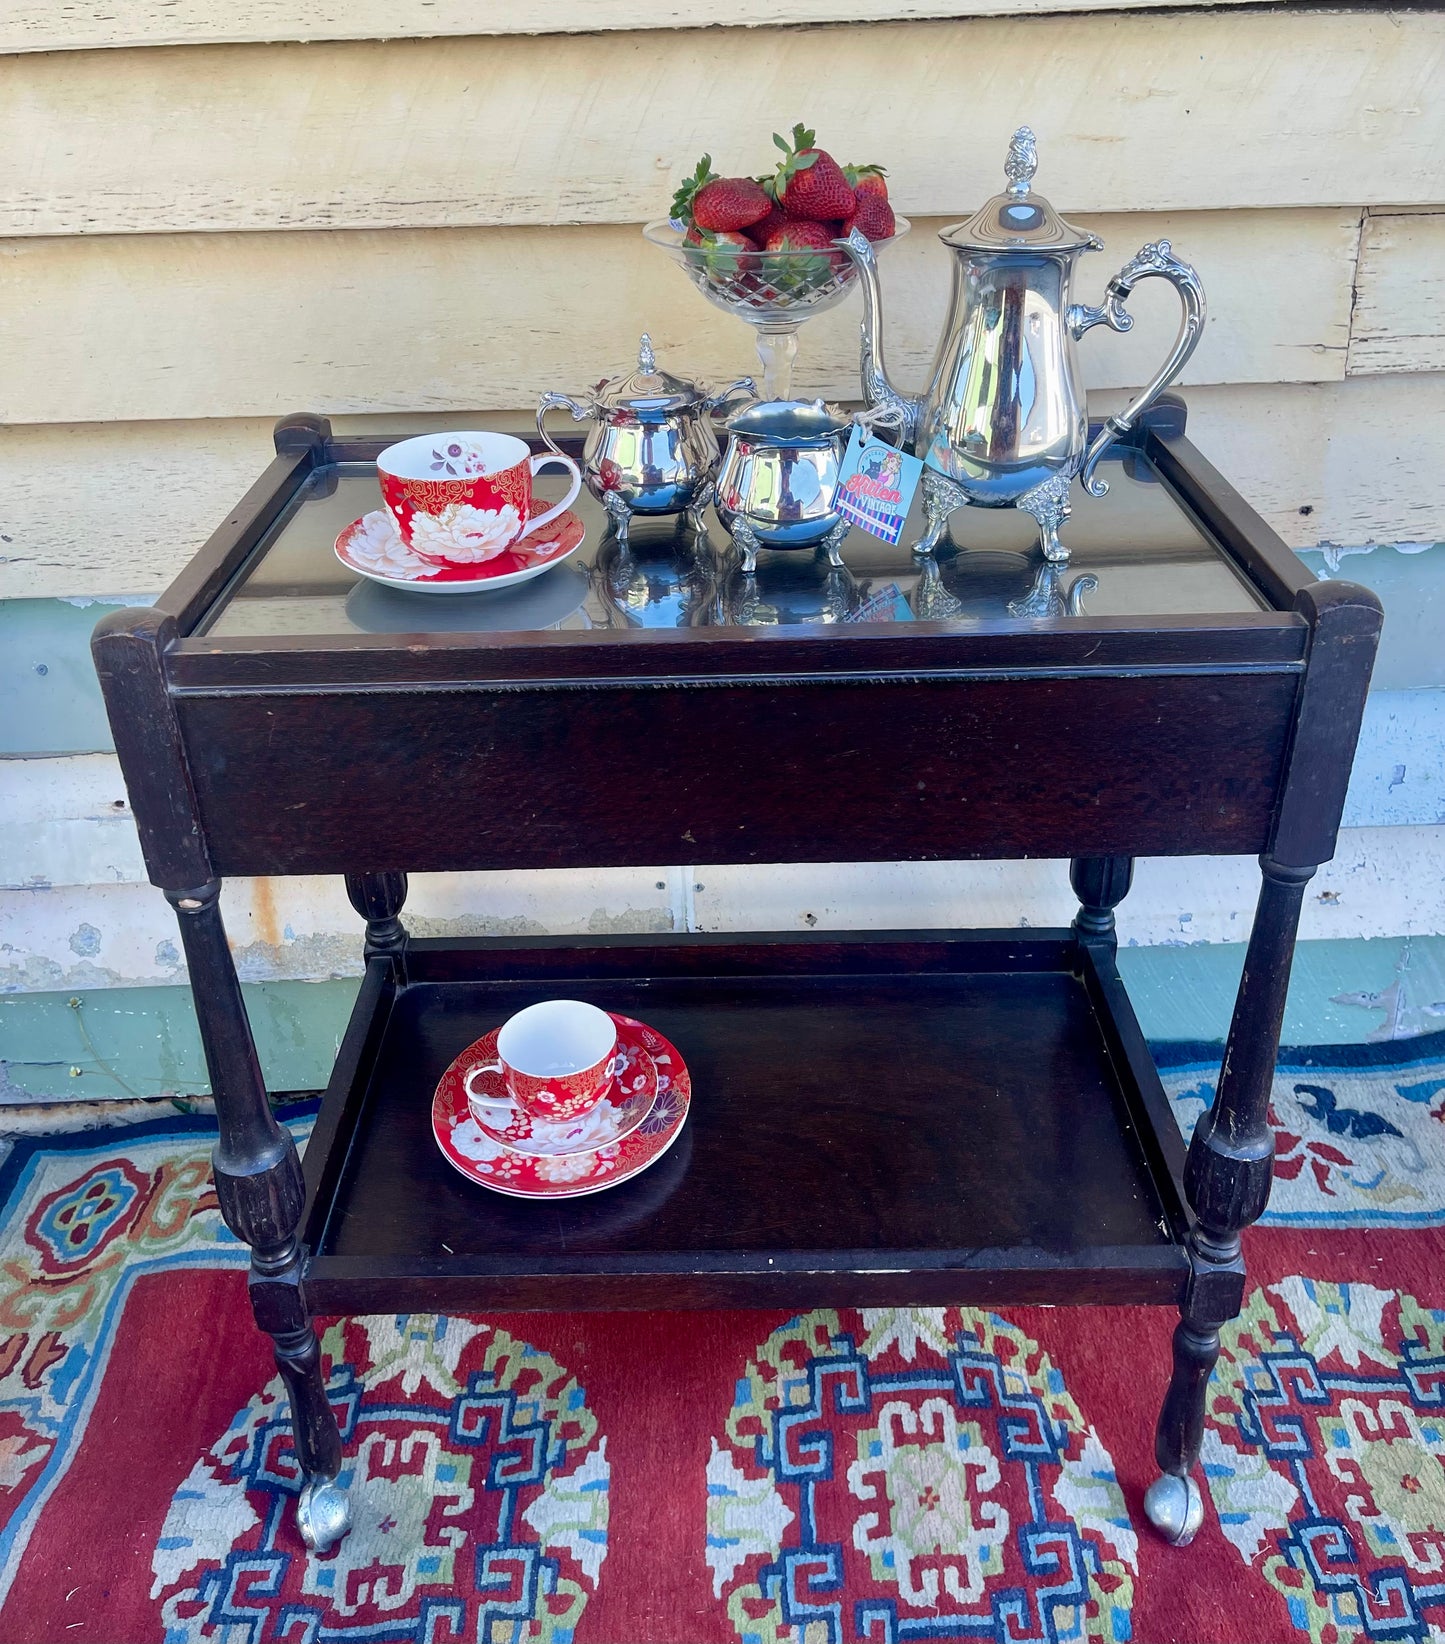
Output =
[
  {"x1": 0, "y1": 210, "x2": 1358, "y2": 425},
  {"x1": 5, "y1": 374, "x2": 1443, "y2": 602},
  {"x1": 3, "y1": 827, "x2": 1443, "y2": 992},
  {"x1": 1349, "y1": 212, "x2": 1445, "y2": 377},
  {"x1": 0, "y1": 0, "x2": 1266, "y2": 55},
  {"x1": 0, "y1": 14, "x2": 1438, "y2": 233}
]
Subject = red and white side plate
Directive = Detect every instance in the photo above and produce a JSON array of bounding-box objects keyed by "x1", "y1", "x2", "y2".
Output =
[
  {"x1": 431, "y1": 1014, "x2": 690, "y2": 1198},
  {"x1": 336, "y1": 507, "x2": 585, "y2": 595}
]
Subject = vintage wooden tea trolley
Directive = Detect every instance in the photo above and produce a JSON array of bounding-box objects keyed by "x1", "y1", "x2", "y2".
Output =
[{"x1": 93, "y1": 404, "x2": 1379, "y2": 1552}]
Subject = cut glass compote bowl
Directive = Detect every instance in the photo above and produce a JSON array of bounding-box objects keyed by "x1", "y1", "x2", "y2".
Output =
[{"x1": 643, "y1": 216, "x2": 911, "y2": 400}]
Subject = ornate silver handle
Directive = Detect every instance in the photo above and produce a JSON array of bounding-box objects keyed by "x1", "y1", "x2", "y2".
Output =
[
  {"x1": 536, "y1": 390, "x2": 594, "y2": 458},
  {"x1": 1068, "y1": 240, "x2": 1206, "y2": 497},
  {"x1": 705, "y1": 376, "x2": 757, "y2": 415}
]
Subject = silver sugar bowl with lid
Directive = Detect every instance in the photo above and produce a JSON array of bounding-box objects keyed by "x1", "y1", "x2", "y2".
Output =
[{"x1": 538, "y1": 335, "x2": 754, "y2": 547}]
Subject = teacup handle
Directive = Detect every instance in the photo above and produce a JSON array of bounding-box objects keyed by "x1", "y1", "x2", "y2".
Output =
[
  {"x1": 521, "y1": 451, "x2": 583, "y2": 538},
  {"x1": 464, "y1": 1060, "x2": 517, "y2": 1111}
]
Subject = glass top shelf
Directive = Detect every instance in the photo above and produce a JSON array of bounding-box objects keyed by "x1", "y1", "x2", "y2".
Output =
[{"x1": 198, "y1": 449, "x2": 1269, "y2": 641}]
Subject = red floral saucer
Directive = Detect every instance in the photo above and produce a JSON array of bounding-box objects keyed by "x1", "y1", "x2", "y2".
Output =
[
  {"x1": 335, "y1": 507, "x2": 585, "y2": 595},
  {"x1": 431, "y1": 1014, "x2": 690, "y2": 1199},
  {"x1": 453, "y1": 1014, "x2": 659, "y2": 1157}
]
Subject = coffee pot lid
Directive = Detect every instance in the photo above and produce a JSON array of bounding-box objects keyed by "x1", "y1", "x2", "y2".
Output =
[
  {"x1": 940, "y1": 128, "x2": 1101, "y2": 255},
  {"x1": 595, "y1": 334, "x2": 704, "y2": 414}
]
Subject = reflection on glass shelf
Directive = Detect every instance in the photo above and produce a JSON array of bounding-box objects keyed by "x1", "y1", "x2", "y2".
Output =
[
  {"x1": 592, "y1": 533, "x2": 720, "y2": 629},
  {"x1": 198, "y1": 450, "x2": 1268, "y2": 640}
]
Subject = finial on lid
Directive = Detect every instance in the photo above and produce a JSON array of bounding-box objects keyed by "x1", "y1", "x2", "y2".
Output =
[
  {"x1": 1005, "y1": 127, "x2": 1038, "y2": 197},
  {"x1": 637, "y1": 333, "x2": 657, "y2": 374}
]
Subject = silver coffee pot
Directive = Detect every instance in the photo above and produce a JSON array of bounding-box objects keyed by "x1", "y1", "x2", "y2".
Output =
[
  {"x1": 844, "y1": 127, "x2": 1206, "y2": 562},
  {"x1": 538, "y1": 335, "x2": 754, "y2": 548}
]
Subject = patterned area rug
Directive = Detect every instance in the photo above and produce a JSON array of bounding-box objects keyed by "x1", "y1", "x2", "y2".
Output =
[{"x1": 0, "y1": 1036, "x2": 1441, "y2": 1644}]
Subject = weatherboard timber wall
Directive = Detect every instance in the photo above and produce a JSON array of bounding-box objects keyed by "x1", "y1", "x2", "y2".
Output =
[{"x1": 2, "y1": 3, "x2": 1445, "y2": 1102}]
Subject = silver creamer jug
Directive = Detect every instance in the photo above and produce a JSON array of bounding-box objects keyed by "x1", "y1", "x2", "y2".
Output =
[{"x1": 844, "y1": 128, "x2": 1206, "y2": 562}]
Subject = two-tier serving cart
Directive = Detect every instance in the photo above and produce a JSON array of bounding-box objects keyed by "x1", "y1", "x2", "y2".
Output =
[{"x1": 93, "y1": 401, "x2": 1379, "y2": 1552}]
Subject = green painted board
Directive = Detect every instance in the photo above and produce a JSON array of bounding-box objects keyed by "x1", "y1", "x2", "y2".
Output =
[
  {"x1": 0, "y1": 597, "x2": 133, "y2": 756},
  {"x1": 1116, "y1": 935, "x2": 1445, "y2": 1045},
  {"x1": 0, "y1": 978, "x2": 360, "y2": 1101},
  {"x1": 3, "y1": 936, "x2": 1444, "y2": 1102},
  {"x1": 1299, "y1": 542, "x2": 1445, "y2": 692}
]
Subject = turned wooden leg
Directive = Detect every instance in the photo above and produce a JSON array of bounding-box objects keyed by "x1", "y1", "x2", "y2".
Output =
[
  {"x1": 344, "y1": 871, "x2": 409, "y2": 968},
  {"x1": 1070, "y1": 856, "x2": 1134, "y2": 943},
  {"x1": 1146, "y1": 857, "x2": 1314, "y2": 1546},
  {"x1": 169, "y1": 881, "x2": 350, "y2": 1552}
]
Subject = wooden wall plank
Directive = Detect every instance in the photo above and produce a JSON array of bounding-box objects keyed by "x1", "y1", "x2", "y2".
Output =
[
  {"x1": 0, "y1": 210, "x2": 1357, "y2": 425},
  {"x1": 0, "y1": 419, "x2": 273, "y2": 599},
  {"x1": 0, "y1": 0, "x2": 1263, "y2": 55},
  {"x1": 0, "y1": 13, "x2": 1438, "y2": 235},
  {"x1": 0, "y1": 869, "x2": 679, "y2": 991},
  {"x1": 4, "y1": 819, "x2": 1442, "y2": 992},
  {"x1": 1175, "y1": 374, "x2": 1445, "y2": 558},
  {"x1": 5, "y1": 373, "x2": 1442, "y2": 602},
  {"x1": 1349, "y1": 211, "x2": 1445, "y2": 377}
]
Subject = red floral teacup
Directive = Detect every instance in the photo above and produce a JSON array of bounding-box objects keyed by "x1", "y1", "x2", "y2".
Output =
[
  {"x1": 464, "y1": 1000, "x2": 621, "y2": 1125},
  {"x1": 376, "y1": 431, "x2": 581, "y2": 567}
]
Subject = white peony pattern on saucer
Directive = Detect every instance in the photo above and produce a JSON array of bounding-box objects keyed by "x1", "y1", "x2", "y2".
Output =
[{"x1": 335, "y1": 507, "x2": 585, "y2": 593}]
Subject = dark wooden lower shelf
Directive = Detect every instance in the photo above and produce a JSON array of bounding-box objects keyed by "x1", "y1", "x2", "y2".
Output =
[{"x1": 299, "y1": 931, "x2": 1192, "y2": 1313}]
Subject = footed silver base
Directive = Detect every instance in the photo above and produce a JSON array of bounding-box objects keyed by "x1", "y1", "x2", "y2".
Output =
[
  {"x1": 820, "y1": 518, "x2": 850, "y2": 569},
  {"x1": 1018, "y1": 471, "x2": 1075, "y2": 564},
  {"x1": 1144, "y1": 1472, "x2": 1204, "y2": 1546},
  {"x1": 914, "y1": 467, "x2": 969, "y2": 558},
  {"x1": 297, "y1": 1474, "x2": 351, "y2": 1552}
]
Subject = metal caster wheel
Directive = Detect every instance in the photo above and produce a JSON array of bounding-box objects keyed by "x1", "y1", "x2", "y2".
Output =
[
  {"x1": 1144, "y1": 1471, "x2": 1204, "y2": 1546},
  {"x1": 297, "y1": 1474, "x2": 351, "y2": 1552}
]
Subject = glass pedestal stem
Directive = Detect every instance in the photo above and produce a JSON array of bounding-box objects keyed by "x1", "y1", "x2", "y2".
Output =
[{"x1": 753, "y1": 327, "x2": 799, "y2": 401}]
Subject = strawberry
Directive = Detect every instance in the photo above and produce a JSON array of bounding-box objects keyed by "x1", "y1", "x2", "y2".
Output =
[
  {"x1": 695, "y1": 175, "x2": 770, "y2": 232},
  {"x1": 844, "y1": 163, "x2": 889, "y2": 203},
  {"x1": 683, "y1": 226, "x2": 754, "y2": 284},
  {"x1": 761, "y1": 218, "x2": 843, "y2": 292},
  {"x1": 744, "y1": 200, "x2": 790, "y2": 248},
  {"x1": 672, "y1": 155, "x2": 768, "y2": 231},
  {"x1": 767, "y1": 124, "x2": 856, "y2": 223},
  {"x1": 842, "y1": 191, "x2": 896, "y2": 242},
  {"x1": 762, "y1": 219, "x2": 840, "y2": 257},
  {"x1": 670, "y1": 155, "x2": 716, "y2": 225}
]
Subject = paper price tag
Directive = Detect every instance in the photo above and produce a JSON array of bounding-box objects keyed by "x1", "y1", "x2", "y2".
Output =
[{"x1": 834, "y1": 427, "x2": 924, "y2": 546}]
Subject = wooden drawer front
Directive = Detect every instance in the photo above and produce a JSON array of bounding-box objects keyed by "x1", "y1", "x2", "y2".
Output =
[{"x1": 179, "y1": 670, "x2": 1297, "y2": 874}]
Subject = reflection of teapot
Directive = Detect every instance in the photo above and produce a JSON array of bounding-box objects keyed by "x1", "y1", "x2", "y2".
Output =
[
  {"x1": 910, "y1": 549, "x2": 1097, "y2": 622},
  {"x1": 538, "y1": 335, "x2": 752, "y2": 551},
  {"x1": 844, "y1": 127, "x2": 1205, "y2": 563}
]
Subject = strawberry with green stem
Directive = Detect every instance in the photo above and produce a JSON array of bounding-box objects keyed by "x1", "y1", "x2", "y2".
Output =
[
  {"x1": 672, "y1": 153, "x2": 769, "y2": 232},
  {"x1": 683, "y1": 225, "x2": 754, "y2": 286},
  {"x1": 760, "y1": 218, "x2": 842, "y2": 295},
  {"x1": 844, "y1": 163, "x2": 889, "y2": 202},
  {"x1": 767, "y1": 124, "x2": 857, "y2": 223}
]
